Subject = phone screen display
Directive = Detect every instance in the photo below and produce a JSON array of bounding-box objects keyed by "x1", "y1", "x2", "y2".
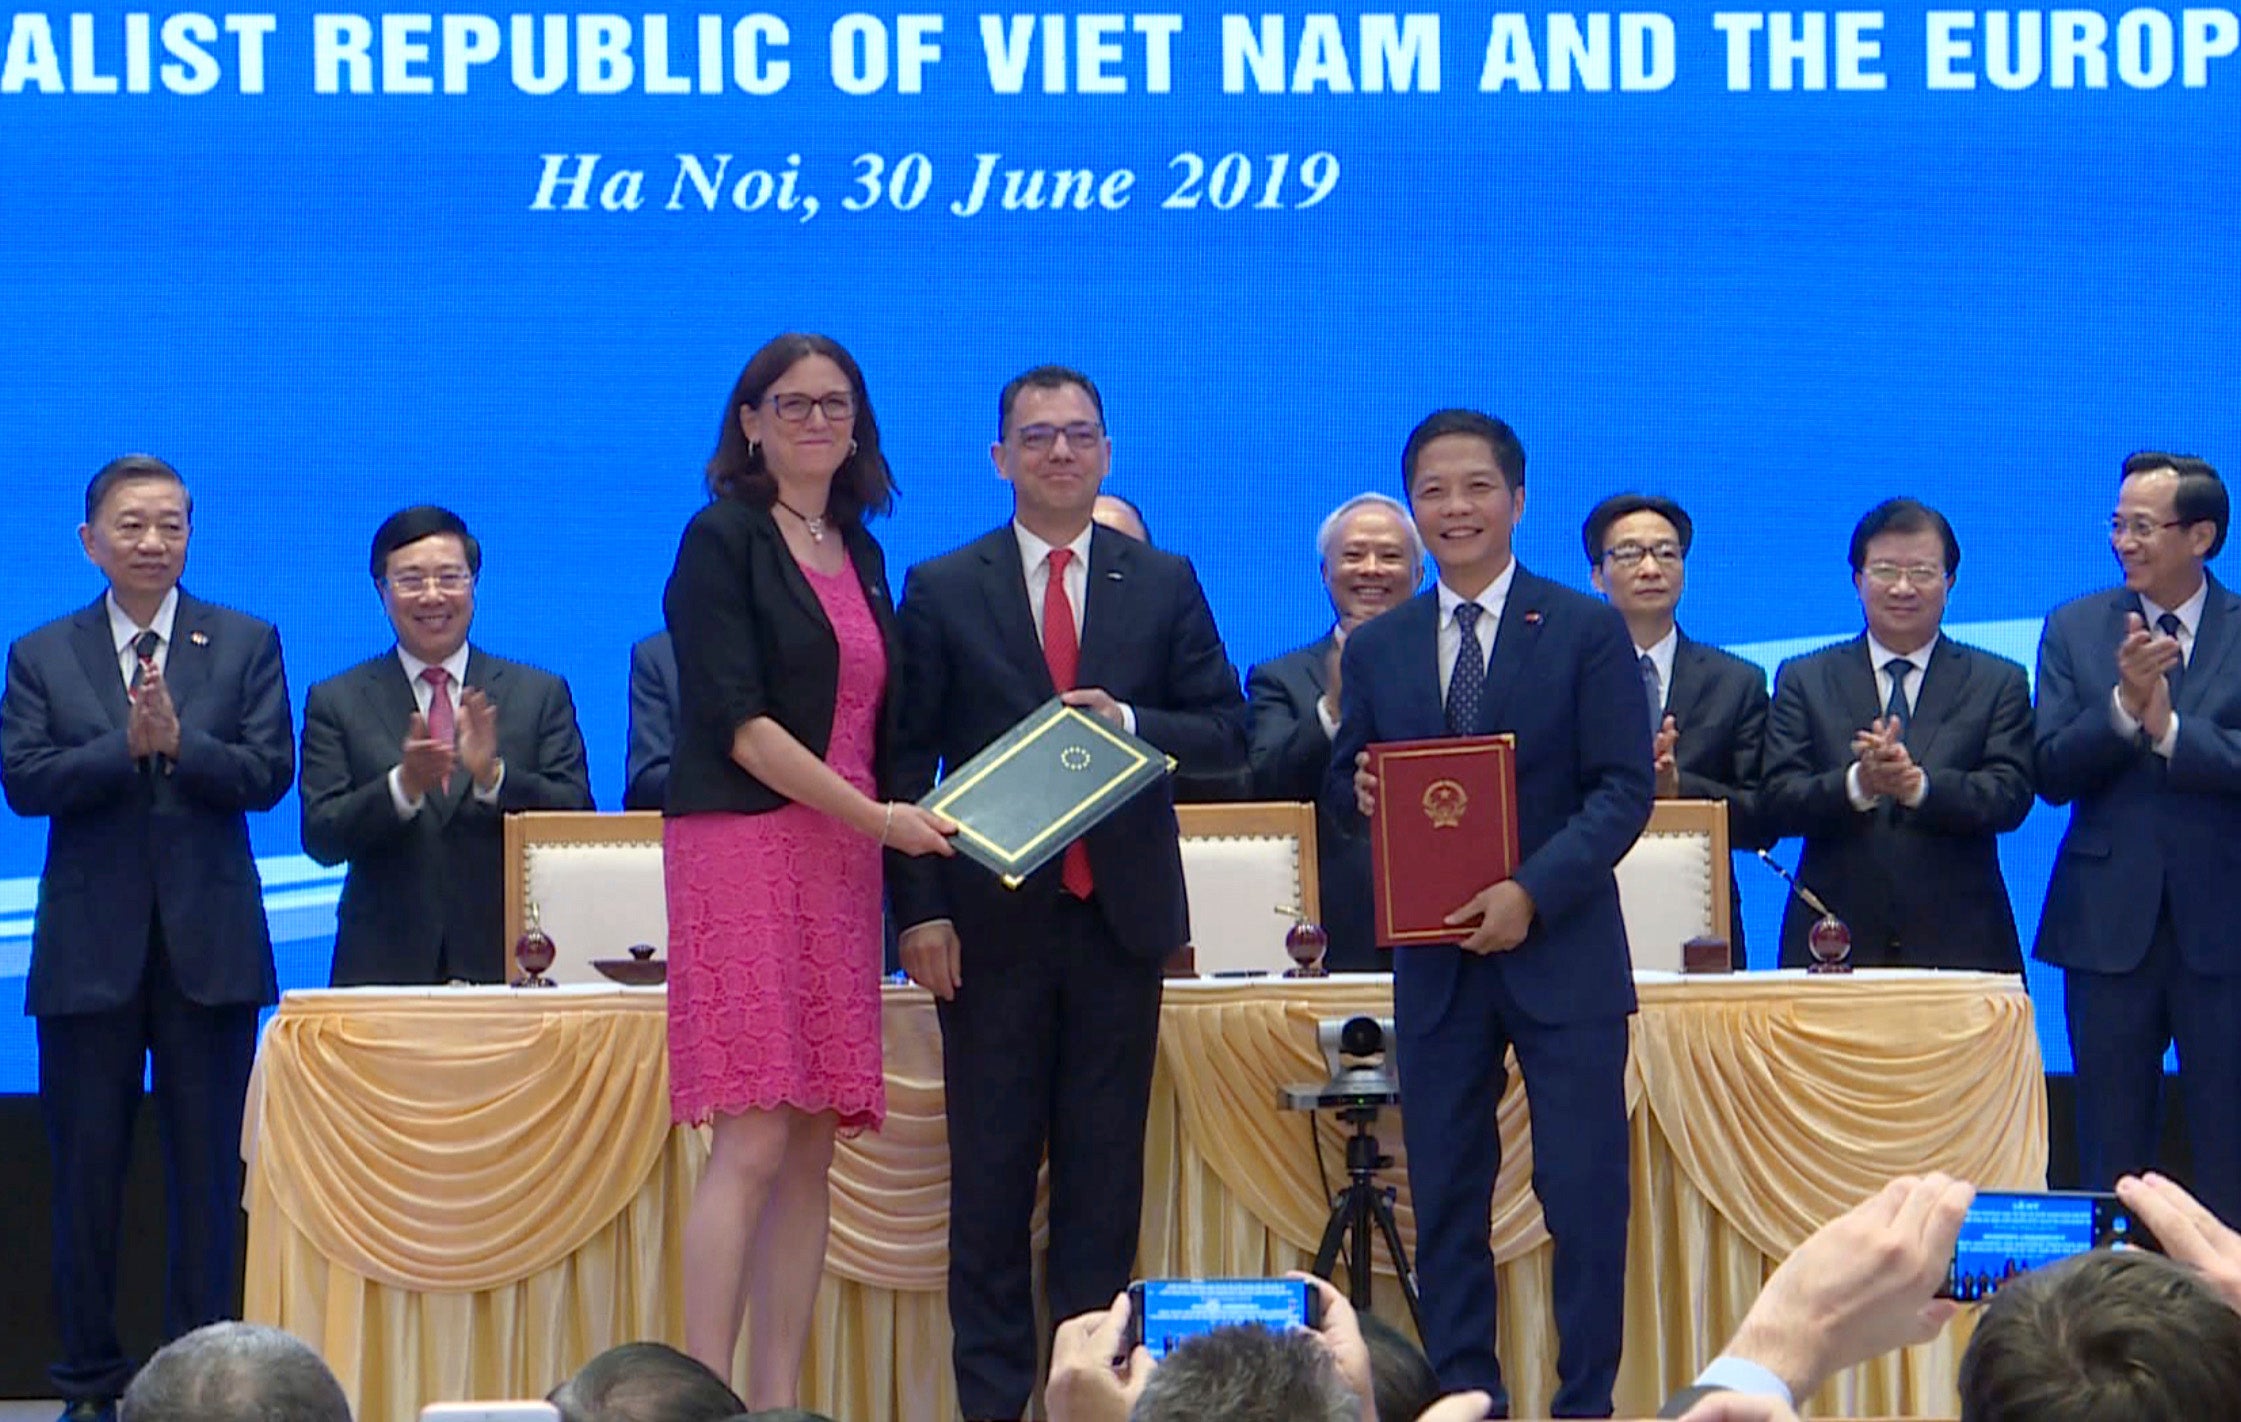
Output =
[
  {"x1": 1131, "y1": 1278, "x2": 1315, "y2": 1360},
  {"x1": 1944, "y1": 1191, "x2": 2147, "y2": 1301}
]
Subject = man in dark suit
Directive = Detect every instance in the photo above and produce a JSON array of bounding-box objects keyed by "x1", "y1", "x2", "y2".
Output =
[
  {"x1": 623, "y1": 629, "x2": 677, "y2": 811},
  {"x1": 300, "y1": 505, "x2": 593, "y2": 986},
  {"x1": 1582, "y1": 492, "x2": 1771, "y2": 962},
  {"x1": 1326, "y1": 410, "x2": 1652, "y2": 1416},
  {"x1": 1760, "y1": 498, "x2": 2033, "y2": 971},
  {"x1": 2036, "y1": 453, "x2": 2241, "y2": 1223},
  {"x1": 2, "y1": 455, "x2": 294, "y2": 1422},
  {"x1": 888, "y1": 365, "x2": 1247, "y2": 1422},
  {"x1": 1248, "y1": 491, "x2": 1423, "y2": 970}
]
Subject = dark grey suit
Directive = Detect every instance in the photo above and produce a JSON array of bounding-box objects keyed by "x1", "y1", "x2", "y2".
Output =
[
  {"x1": 624, "y1": 630, "x2": 677, "y2": 812},
  {"x1": 1761, "y1": 634, "x2": 2034, "y2": 971},
  {"x1": 300, "y1": 645, "x2": 593, "y2": 985},
  {"x1": 1664, "y1": 631, "x2": 1772, "y2": 962},
  {"x1": 1246, "y1": 632, "x2": 1376, "y2": 971},
  {"x1": 2, "y1": 590, "x2": 292, "y2": 1404}
]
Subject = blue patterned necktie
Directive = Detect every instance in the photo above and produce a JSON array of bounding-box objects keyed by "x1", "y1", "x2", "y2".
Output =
[
  {"x1": 1639, "y1": 653, "x2": 1661, "y2": 733},
  {"x1": 1446, "y1": 602, "x2": 1486, "y2": 735},
  {"x1": 2159, "y1": 612, "x2": 2186, "y2": 701},
  {"x1": 1883, "y1": 657, "x2": 1913, "y2": 732}
]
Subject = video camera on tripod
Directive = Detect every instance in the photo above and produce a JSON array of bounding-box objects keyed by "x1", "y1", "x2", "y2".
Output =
[{"x1": 1280, "y1": 1016, "x2": 1418, "y2": 1330}]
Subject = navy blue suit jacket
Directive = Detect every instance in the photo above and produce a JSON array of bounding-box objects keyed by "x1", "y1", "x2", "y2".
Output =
[
  {"x1": 300, "y1": 646, "x2": 593, "y2": 985},
  {"x1": 1324, "y1": 568, "x2": 1653, "y2": 1024},
  {"x1": 2035, "y1": 575, "x2": 2241, "y2": 976},
  {"x1": 1247, "y1": 633, "x2": 1377, "y2": 971},
  {"x1": 624, "y1": 630, "x2": 677, "y2": 812},
  {"x1": 887, "y1": 524, "x2": 1247, "y2": 962},
  {"x1": 1761, "y1": 634, "x2": 2034, "y2": 971},
  {"x1": 2, "y1": 591, "x2": 292, "y2": 1016}
]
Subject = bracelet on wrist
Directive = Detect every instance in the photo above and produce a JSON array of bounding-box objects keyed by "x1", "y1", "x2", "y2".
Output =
[{"x1": 879, "y1": 801, "x2": 895, "y2": 846}]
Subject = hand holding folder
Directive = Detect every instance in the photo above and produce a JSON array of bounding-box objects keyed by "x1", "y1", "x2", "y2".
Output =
[{"x1": 1365, "y1": 735, "x2": 1521, "y2": 948}]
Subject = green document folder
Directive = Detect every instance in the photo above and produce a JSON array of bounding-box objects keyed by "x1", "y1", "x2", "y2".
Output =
[{"x1": 922, "y1": 697, "x2": 1174, "y2": 888}]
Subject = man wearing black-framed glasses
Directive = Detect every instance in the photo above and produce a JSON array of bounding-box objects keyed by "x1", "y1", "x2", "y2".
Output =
[
  {"x1": 298, "y1": 504, "x2": 593, "y2": 985},
  {"x1": 2037, "y1": 451, "x2": 2241, "y2": 1225},
  {"x1": 1759, "y1": 497, "x2": 2034, "y2": 971},
  {"x1": 1583, "y1": 491, "x2": 1773, "y2": 963}
]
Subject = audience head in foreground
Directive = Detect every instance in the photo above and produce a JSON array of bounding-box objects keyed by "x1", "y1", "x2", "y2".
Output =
[
  {"x1": 1958, "y1": 1247, "x2": 2241, "y2": 1421},
  {"x1": 1130, "y1": 1325, "x2": 1359, "y2": 1422},
  {"x1": 119, "y1": 1322, "x2": 349, "y2": 1422},
  {"x1": 548, "y1": 1342, "x2": 745, "y2": 1422}
]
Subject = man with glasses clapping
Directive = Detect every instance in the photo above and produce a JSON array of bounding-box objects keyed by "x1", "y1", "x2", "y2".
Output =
[
  {"x1": 1758, "y1": 497, "x2": 2035, "y2": 970},
  {"x1": 299, "y1": 505, "x2": 593, "y2": 985}
]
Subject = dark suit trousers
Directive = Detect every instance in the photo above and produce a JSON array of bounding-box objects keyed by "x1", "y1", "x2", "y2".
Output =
[
  {"x1": 2065, "y1": 894, "x2": 2241, "y2": 1224},
  {"x1": 937, "y1": 895, "x2": 1163, "y2": 1421},
  {"x1": 37, "y1": 919, "x2": 258, "y2": 1402},
  {"x1": 1397, "y1": 954, "x2": 1630, "y2": 1419}
]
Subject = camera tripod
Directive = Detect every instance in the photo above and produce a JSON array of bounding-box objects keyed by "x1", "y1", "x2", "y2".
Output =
[{"x1": 1309, "y1": 1103, "x2": 1422, "y2": 1334}]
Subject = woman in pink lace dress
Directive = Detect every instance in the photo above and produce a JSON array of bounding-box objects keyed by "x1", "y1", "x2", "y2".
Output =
[{"x1": 660, "y1": 334, "x2": 954, "y2": 1407}]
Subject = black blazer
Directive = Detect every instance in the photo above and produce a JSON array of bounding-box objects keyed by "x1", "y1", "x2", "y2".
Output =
[
  {"x1": 661, "y1": 498, "x2": 901, "y2": 816},
  {"x1": 1246, "y1": 632, "x2": 1377, "y2": 971},
  {"x1": 887, "y1": 524, "x2": 1247, "y2": 963},
  {"x1": 1665, "y1": 630, "x2": 1773, "y2": 962},
  {"x1": 300, "y1": 646, "x2": 594, "y2": 985},
  {"x1": 2, "y1": 591, "x2": 293, "y2": 1015},
  {"x1": 623, "y1": 629, "x2": 678, "y2": 812},
  {"x1": 1761, "y1": 634, "x2": 2034, "y2": 971}
]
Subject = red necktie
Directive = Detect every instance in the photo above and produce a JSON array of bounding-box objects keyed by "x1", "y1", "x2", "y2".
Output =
[
  {"x1": 420, "y1": 665, "x2": 456, "y2": 747},
  {"x1": 1042, "y1": 549, "x2": 1094, "y2": 900}
]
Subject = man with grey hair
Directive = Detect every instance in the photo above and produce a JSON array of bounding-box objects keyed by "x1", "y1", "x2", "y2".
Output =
[
  {"x1": 1245, "y1": 492, "x2": 1423, "y2": 969},
  {"x1": 119, "y1": 1322, "x2": 349, "y2": 1422}
]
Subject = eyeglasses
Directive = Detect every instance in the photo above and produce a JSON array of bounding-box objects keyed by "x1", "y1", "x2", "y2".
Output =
[
  {"x1": 1015, "y1": 422, "x2": 1104, "y2": 452},
  {"x1": 1862, "y1": 562, "x2": 1946, "y2": 588},
  {"x1": 1604, "y1": 542, "x2": 1683, "y2": 567},
  {"x1": 767, "y1": 393, "x2": 855, "y2": 424},
  {"x1": 386, "y1": 571, "x2": 474, "y2": 595},
  {"x1": 2109, "y1": 516, "x2": 2187, "y2": 541}
]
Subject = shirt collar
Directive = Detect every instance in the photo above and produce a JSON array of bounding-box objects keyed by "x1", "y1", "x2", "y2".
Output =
[
  {"x1": 2142, "y1": 579, "x2": 2209, "y2": 639},
  {"x1": 106, "y1": 587, "x2": 179, "y2": 655},
  {"x1": 1013, "y1": 519, "x2": 1094, "y2": 577},
  {"x1": 396, "y1": 642, "x2": 472, "y2": 689},
  {"x1": 1865, "y1": 630, "x2": 1938, "y2": 676},
  {"x1": 1436, "y1": 558, "x2": 1517, "y2": 625}
]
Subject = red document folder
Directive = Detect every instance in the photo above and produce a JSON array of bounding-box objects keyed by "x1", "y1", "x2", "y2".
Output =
[{"x1": 1367, "y1": 735, "x2": 1521, "y2": 947}]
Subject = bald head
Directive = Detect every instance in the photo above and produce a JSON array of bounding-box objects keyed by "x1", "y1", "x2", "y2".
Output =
[{"x1": 121, "y1": 1322, "x2": 350, "y2": 1422}]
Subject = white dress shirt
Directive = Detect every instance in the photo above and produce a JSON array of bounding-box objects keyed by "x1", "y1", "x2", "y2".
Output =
[
  {"x1": 105, "y1": 587, "x2": 178, "y2": 689},
  {"x1": 1847, "y1": 632, "x2": 1938, "y2": 811},
  {"x1": 1637, "y1": 625, "x2": 1679, "y2": 716},
  {"x1": 1436, "y1": 559, "x2": 1515, "y2": 701},
  {"x1": 387, "y1": 644, "x2": 503, "y2": 817},
  {"x1": 1012, "y1": 520, "x2": 1135, "y2": 734},
  {"x1": 2110, "y1": 577, "x2": 2206, "y2": 759}
]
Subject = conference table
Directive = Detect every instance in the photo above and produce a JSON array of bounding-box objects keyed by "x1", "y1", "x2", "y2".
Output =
[{"x1": 242, "y1": 969, "x2": 2045, "y2": 1421}]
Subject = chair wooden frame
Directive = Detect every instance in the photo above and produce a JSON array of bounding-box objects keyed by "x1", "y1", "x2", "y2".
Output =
[{"x1": 502, "y1": 810, "x2": 664, "y2": 980}]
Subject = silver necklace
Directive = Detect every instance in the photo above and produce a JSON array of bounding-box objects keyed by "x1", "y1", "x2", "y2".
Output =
[{"x1": 774, "y1": 498, "x2": 827, "y2": 543}]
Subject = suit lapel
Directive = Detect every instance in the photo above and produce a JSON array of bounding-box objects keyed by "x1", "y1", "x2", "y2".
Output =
[
  {"x1": 1837, "y1": 636, "x2": 1883, "y2": 731},
  {"x1": 1666, "y1": 632, "x2": 1706, "y2": 726},
  {"x1": 1076, "y1": 526, "x2": 1127, "y2": 691},
  {"x1": 436, "y1": 648, "x2": 506, "y2": 817},
  {"x1": 1907, "y1": 638, "x2": 1965, "y2": 762},
  {"x1": 978, "y1": 526, "x2": 1054, "y2": 697},
  {"x1": 164, "y1": 591, "x2": 214, "y2": 715},
  {"x1": 1302, "y1": 633, "x2": 1335, "y2": 700},
  {"x1": 69, "y1": 597, "x2": 131, "y2": 729},
  {"x1": 2182, "y1": 574, "x2": 2239, "y2": 715},
  {"x1": 1479, "y1": 566, "x2": 1546, "y2": 732}
]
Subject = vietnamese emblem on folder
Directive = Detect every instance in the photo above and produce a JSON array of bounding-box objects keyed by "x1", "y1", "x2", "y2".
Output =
[{"x1": 921, "y1": 697, "x2": 1176, "y2": 888}]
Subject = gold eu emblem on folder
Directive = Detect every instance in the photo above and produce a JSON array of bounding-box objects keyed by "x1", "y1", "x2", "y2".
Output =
[{"x1": 921, "y1": 697, "x2": 1176, "y2": 888}]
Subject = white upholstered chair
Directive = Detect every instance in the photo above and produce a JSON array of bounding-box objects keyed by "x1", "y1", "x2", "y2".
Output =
[
  {"x1": 1613, "y1": 799, "x2": 1732, "y2": 972},
  {"x1": 503, "y1": 810, "x2": 667, "y2": 984},
  {"x1": 1175, "y1": 801, "x2": 1322, "y2": 975}
]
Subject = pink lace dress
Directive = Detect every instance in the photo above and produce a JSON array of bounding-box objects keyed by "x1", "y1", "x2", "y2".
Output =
[{"x1": 664, "y1": 559, "x2": 887, "y2": 1132}]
